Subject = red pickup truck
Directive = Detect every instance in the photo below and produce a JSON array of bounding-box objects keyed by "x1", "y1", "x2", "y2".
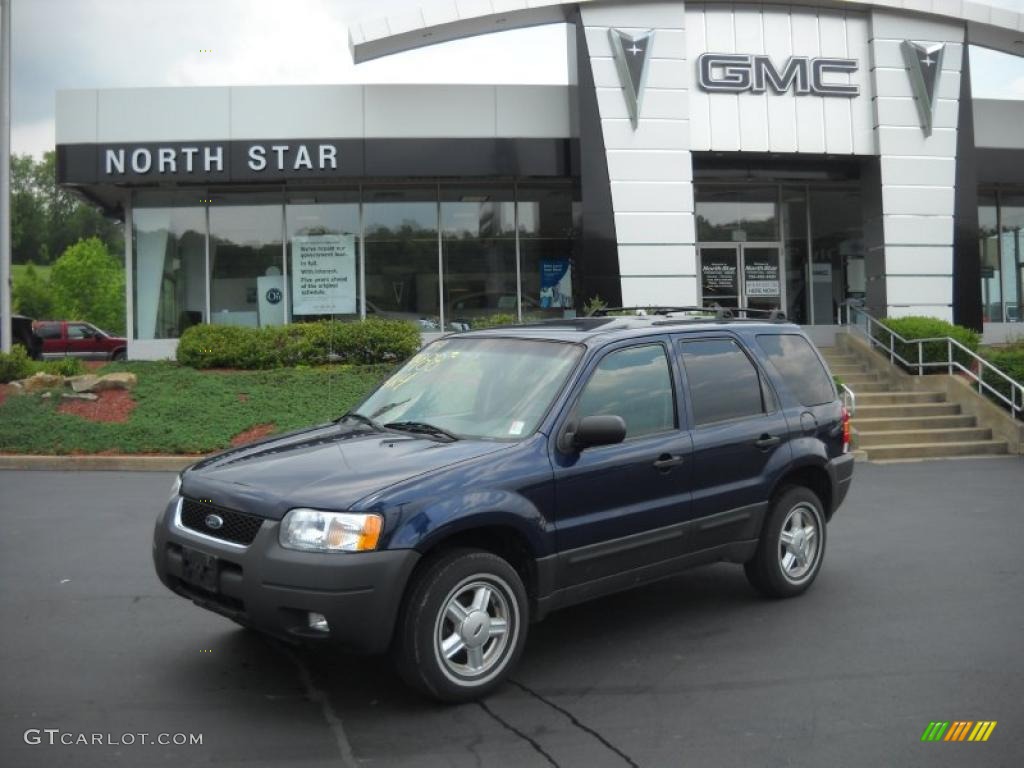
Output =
[{"x1": 33, "y1": 321, "x2": 127, "y2": 361}]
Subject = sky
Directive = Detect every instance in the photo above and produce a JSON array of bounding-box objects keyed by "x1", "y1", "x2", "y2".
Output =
[{"x1": 9, "y1": 0, "x2": 1024, "y2": 159}]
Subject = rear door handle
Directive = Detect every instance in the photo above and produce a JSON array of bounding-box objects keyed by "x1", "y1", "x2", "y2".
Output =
[
  {"x1": 754, "y1": 434, "x2": 782, "y2": 450},
  {"x1": 653, "y1": 453, "x2": 685, "y2": 471}
]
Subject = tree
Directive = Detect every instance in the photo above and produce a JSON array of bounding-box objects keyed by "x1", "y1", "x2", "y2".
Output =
[
  {"x1": 9, "y1": 152, "x2": 123, "y2": 266},
  {"x1": 12, "y1": 263, "x2": 54, "y2": 319},
  {"x1": 50, "y1": 238, "x2": 126, "y2": 334}
]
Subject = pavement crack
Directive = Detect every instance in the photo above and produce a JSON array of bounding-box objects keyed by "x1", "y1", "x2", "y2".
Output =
[
  {"x1": 508, "y1": 679, "x2": 639, "y2": 768},
  {"x1": 477, "y1": 697, "x2": 560, "y2": 767},
  {"x1": 270, "y1": 640, "x2": 358, "y2": 767}
]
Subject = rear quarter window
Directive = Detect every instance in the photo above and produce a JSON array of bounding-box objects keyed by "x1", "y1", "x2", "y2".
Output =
[
  {"x1": 35, "y1": 323, "x2": 61, "y2": 340},
  {"x1": 756, "y1": 334, "x2": 835, "y2": 406}
]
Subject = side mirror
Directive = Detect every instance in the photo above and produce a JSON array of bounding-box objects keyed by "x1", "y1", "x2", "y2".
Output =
[{"x1": 571, "y1": 415, "x2": 627, "y2": 451}]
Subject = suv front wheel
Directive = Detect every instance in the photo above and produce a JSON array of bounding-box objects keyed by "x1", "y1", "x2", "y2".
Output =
[
  {"x1": 745, "y1": 486, "x2": 827, "y2": 598},
  {"x1": 394, "y1": 549, "x2": 528, "y2": 702}
]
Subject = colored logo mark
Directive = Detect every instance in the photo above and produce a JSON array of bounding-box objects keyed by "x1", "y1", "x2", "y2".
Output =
[{"x1": 921, "y1": 721, "x2": 997, "y2": 742}]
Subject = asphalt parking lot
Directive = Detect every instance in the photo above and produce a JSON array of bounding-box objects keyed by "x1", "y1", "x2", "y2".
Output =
[{"x1": 1, "y1": 459, "x2": 1022, "y2": 768}]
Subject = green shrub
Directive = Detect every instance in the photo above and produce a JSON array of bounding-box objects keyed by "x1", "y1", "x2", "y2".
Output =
[
  {"x1": 12, "y1": 262, "x2": 54, "y2": 319},
  {"x1": 177, "y1": 319, "x2": 420, "y2": 370},
  {"x1": 981, "y1": 344, "x2": 1024, "y2": 413},
  {"x1": 874, "y1": 316, "x2": 980, "y2": 370},
  {"x1": 0, "y1": 346, "x2": 34, "y2": 383},
  {"x1": 36, "y1": 357, "x2": 84, "y2": 378},
  {"x1": 468, "y1": 313, "x2": 520, "y2": 330}
]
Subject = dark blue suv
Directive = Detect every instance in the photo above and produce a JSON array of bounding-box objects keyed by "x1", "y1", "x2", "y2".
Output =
[{"x1": 153, "y1": 313, "x2": 854, "y2": 701}]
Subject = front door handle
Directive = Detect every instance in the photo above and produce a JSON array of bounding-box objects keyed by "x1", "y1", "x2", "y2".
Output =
[
  {"x1": 754, "y1": 434, "x2": 782, "y2": 450},
  {"x1": 653, "y1": 453, "x2": 685, "y2": 471}
]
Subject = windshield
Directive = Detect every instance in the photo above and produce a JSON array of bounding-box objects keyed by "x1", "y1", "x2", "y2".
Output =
[{"x1": 355, "y1": 337, "x2": 583, "y2": 440}]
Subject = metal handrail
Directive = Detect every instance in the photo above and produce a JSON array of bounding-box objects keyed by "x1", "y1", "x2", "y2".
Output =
[
  {"x1": 839, "y1": 383, "x2": 856, "y2": 416},
  {"x1": 842, "y1": 305, "x2": 1023, "y2": 419}
]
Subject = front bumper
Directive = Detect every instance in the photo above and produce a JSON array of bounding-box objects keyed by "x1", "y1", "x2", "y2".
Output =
[{"x1": 152, "y1": 498, "x2": 420, "y2": 653}]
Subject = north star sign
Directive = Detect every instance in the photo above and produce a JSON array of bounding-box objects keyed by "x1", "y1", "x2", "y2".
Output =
[
  {"x1": 697, "y1": 53, "x2": 859, "y2": 97},
  {"x1": 104, "y1": 142, "x2": 339, "y2": 175}
]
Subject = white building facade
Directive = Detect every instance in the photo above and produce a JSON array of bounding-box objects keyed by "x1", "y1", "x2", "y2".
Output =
[{"x1": 56, "y1": 0, "x2": 1024, "y2": 358}]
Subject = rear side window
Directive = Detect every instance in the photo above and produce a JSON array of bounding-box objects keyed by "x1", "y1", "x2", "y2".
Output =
[
  {"x1": 756, "y1": 334, "x2": 835, "y2": 406},
  {"x1": 35, "y1": 323, "x2": 61, "y2": 340},
  {"x1": 576, "y1": 344, "x2": 676, "y2": 438},
  {"x1": 678, "y1": 339, "x2": 766, "y2": 426}
]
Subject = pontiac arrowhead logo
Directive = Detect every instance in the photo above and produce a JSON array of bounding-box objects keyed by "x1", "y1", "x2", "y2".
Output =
[
  {"x1": 901, "y1": 40, "x2": 945, "y2": 136},
  {"x1": 609, "y1": 28, "x2": 654, "y2": 129}
]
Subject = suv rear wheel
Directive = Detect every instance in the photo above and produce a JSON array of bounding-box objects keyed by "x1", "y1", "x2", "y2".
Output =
[
  {"x1": 745, "y1": 486, "x2": 827, "y2": 598},
  {"x1": 394, "y1": 548, "x2": 528, "y2": 702}
]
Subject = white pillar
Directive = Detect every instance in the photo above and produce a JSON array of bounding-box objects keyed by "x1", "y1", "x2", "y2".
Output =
[{"x1": 1, "y1": 0, "x2": 12, "y2": 352}]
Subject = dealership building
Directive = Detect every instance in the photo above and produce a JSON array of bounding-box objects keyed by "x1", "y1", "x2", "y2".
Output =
[{"x1": 55, "y1": 0, "x2": 1024, "y2": 358}]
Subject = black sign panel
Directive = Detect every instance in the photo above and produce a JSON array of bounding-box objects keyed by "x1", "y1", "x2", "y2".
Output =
[
  {"x1": 55, "y1": 138, "x2": 574, "y2": 186},
  {"x1": 743, "y1": 251, "x2": 781, "y2": 297}
]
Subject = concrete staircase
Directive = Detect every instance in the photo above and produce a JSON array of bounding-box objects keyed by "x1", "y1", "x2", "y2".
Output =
[{"x1": 819, "y1": 347, "x2": 1009, "y2": 461}]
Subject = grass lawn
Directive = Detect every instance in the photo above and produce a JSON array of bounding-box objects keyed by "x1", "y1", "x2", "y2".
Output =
[{"x1": 0, "y1": 361, "x2": 392, "y2": 455}]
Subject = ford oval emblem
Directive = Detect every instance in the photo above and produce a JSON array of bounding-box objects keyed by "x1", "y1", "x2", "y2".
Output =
[{"x1": 205, "y1": 513, "x2": 224, "y2": 530}]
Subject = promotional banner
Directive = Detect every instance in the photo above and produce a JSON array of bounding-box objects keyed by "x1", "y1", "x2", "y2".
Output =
[
  {"x1": 540, "y1": 260, "x2": 573, "y2": 309},
  {"x1": 291, "y1": 234, "x2": 356, "y2": 315}
]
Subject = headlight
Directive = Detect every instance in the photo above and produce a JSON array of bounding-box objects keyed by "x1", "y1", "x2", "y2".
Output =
[
  {"x1": 279, "y1": 509, "x2": 383, "y2": 553},
  {"x1": 169, "y1": 473, "x2": 182, "y2": 502}
]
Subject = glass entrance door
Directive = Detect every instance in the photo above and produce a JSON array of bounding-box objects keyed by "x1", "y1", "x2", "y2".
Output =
[{"x1": 699, "y1": 244, "x2": 783, "y2": 313}]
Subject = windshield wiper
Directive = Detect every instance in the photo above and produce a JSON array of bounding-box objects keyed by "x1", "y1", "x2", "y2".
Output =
[
  {"x1": 383, "y1": 421, "x2": 460, "y2": 442},
  {"x1": 335, "y1": 412, "x2": 384, "y2": 431}
]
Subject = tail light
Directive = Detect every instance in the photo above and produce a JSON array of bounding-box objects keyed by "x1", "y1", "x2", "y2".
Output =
[{"x1": 841, "y1": 406, "x2": 851, "y2": 453}]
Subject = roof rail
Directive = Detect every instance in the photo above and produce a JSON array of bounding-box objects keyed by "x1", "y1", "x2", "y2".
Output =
[{"x1": 588, "y1": 305, "x2": 787, "y2": 322}]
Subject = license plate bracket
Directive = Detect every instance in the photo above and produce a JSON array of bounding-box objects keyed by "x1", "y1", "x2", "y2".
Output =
[{"x1": 180, "y1": 547, "x2": 219, "y2": 593}]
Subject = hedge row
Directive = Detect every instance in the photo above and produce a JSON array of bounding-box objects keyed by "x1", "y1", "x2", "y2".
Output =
[
  {"x1": 981, "y1": 341, "x2": 1024, "y2": 411},
  {"x1": 0, "y1": 346, "x2": 84, "y2": 383},
  {"x1": 175, "y1": 319, "x2": 421, "y2": 369},
  {"x1": 874, "y1": 316, "x2": 980, "y2": 369}
]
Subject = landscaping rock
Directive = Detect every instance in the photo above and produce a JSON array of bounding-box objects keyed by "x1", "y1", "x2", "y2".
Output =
[
  {"x1": 41, "y1": 392, "x2": 52, "y2": 400},
  {"x1": 20, "y1": 372, "x2": 64, "y2": 392},
  {"x1": 61, "y1": 392, "x2": 99, "y2": 402},
  {"x1": 91, "y1": 372, "x2": 138, "y2": 392},
  {"x1": 68, "y1": 374, "x2": 102, "y2": 393}
]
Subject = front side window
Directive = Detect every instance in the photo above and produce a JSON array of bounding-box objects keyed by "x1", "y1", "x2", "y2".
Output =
[
  {"x1": 67, "y1": 324, "x2": 91, "y2": 340},
  {"x1": 355, "y1": 337, "x2": 583, "y2": 440},
  {"x1": 757, "y1": 334, "x2": 835, "y2": 406},
  {"x1": 575, "y1": 344, "x2": 676, "y2": 439},
  {"x1": 679, "y1": 338, "x2": 766, "y2": 426}
]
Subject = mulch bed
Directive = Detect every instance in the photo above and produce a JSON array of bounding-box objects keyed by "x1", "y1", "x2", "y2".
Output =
[
  {"x1": 230, "y1": 423, "x2": 277, "y2": 447},
  {"x1": 56, "y1": 390, "x2": 137, "y2": 423},
  {"x1": 0, "y1": 384, "x2": 9, "y2": 407}
]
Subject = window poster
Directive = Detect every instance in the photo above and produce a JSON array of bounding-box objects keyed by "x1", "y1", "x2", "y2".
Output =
[
  {"x1": 291, "y1": 234, "x2": 356, "y2": 315},
  {"x1": 743, "y1": 255, "x2": 781, "y2": 298},
  {"x1": 540, "y1": 259, "x2": 573, "y2": 309}
]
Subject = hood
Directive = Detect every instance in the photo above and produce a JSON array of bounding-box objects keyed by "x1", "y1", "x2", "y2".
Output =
[{"x1": 181, "y1": 423, "x2": 509, "y2": 519}]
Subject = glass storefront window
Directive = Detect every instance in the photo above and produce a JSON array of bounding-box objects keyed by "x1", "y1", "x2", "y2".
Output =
[
  {"x1": 1000, "y1": 195, "x2": 1023, "y2": 323},
  {"x1": 696, "y1": 185, "x2": 779, "y2": 242},
  {"x1": 285, "y1": 192, "x2": 361, "y2": 321},
  {"x1": 979, "y1": 195, "x2": 1001, "y2": 323},
  {"x1": 441, "y1": 187, "x2": 517, "y2": 329},
  {"x1": 364, "y1": 187, "x2": 441, "y2": 331},
  {"x1": 979, "y1": 191, "x2": 1024, "y2": 324},
  {"x1": 517, "y1": 185, "x2": 579, "y2": 319},
  {"x1": 808, "y1": 188, "x2": 863, "y2": 326},
  {"x1": 132, "y1": 206, "x2": 207, "y2": 339},
  {"x1": 209, "y1": 197, "x2": 284, "y2": 328}
]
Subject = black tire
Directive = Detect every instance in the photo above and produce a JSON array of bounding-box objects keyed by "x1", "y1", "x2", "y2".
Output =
[
  {"x1": 745, "y1": 486, "x2": 827, "y2": 599},
  {"x1": 112, "y1": 349, "x2": 126, "y2": 361},
  {"x1": 394, "y1": 548, "x2": 528, "y2": 702}
]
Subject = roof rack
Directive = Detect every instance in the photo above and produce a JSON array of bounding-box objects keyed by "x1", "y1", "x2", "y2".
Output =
[{"x1": 588, "y1": 305, "x2": 788, "y2": 322}]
